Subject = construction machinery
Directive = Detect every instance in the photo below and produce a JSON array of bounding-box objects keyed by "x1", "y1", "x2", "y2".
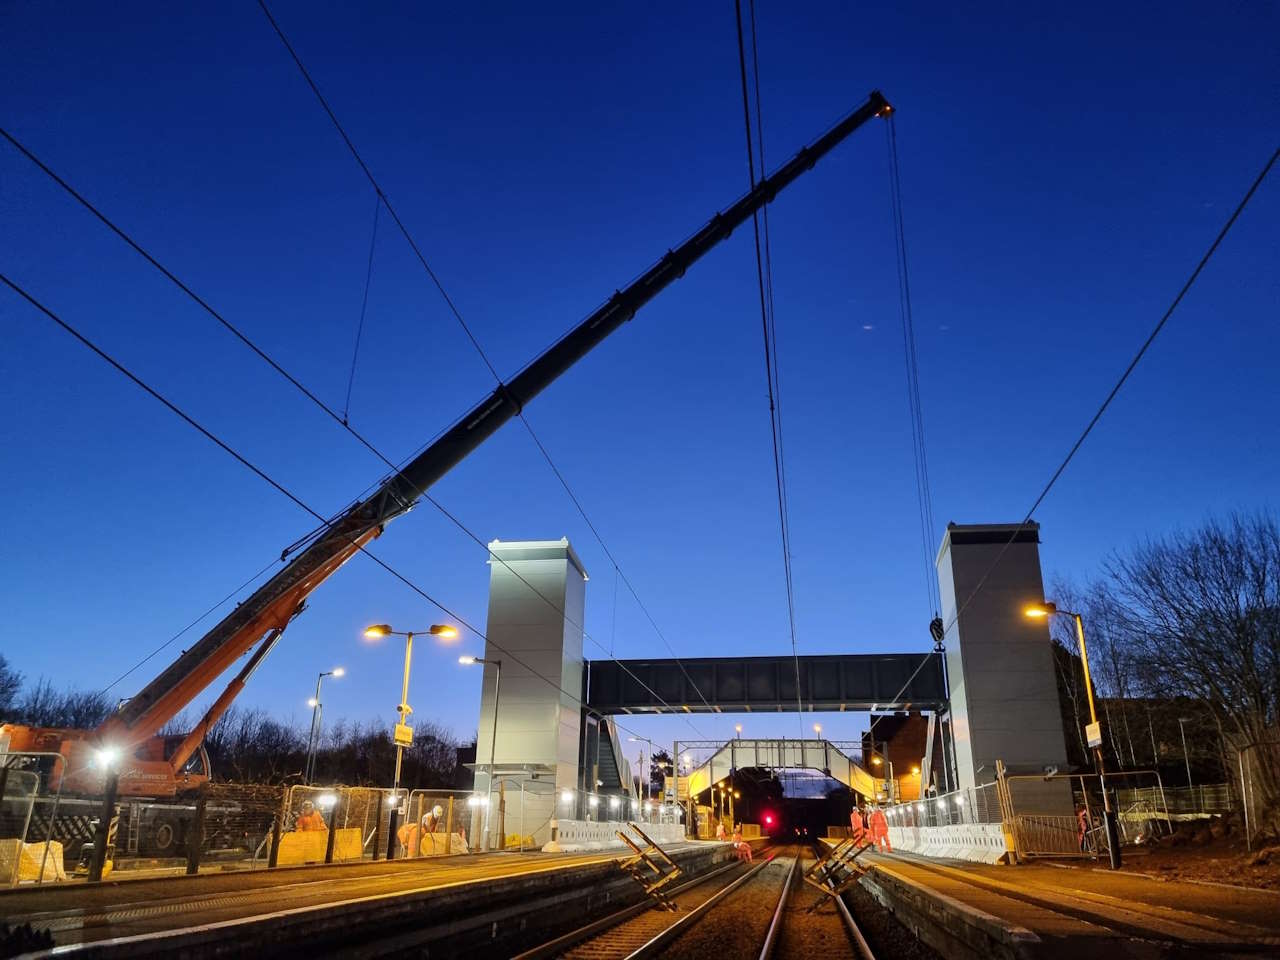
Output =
[{"x1": 0, "y1": 91, "x2": 892, "y2": 799}]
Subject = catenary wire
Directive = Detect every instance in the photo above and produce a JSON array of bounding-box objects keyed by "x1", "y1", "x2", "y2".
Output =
[
  {"x1": 866, "y1": 143, "x2": 1279, "y2": 745},
  {"x1": 0, "y1": 271, "x2": 685, "y2": 748},
  {"x1": 255, "y1": 0, "x2": 719, "y2": 720},
  {"x1": 734, "y1": 0, "x2": 805, "y2": 735},
  {"x1": 0, "y1": 123, "x2": 709, "y2": 737},
  {"x1": 343, "y1": 192, "x2": 381, "y2": 424}
]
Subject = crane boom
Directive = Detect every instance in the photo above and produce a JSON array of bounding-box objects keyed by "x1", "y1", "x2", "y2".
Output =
[{"x1": 93, "y1": 90, "x2": 892, "y2": 767}]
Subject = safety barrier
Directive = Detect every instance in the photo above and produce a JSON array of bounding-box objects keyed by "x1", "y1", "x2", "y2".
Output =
[
  {"x1": 542, "y1": 819, "x2": 685, "y2": 853},
  {"x1": 885, "y1": 822, "x2": 1011, "y2": 864},
  {"x1": 274, "y1": 827, "x2": 363, "y2": 865}
]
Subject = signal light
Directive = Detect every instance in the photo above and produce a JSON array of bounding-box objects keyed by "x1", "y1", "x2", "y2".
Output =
[{"x1": 763, "y1": 812, "x2": 774, "y2": 826}]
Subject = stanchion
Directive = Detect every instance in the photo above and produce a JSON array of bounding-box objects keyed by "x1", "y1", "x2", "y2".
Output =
[
  {"x1": 371, "y1": 791, "x2": 384, "y2": 861},
  {"x1": 324, "y1": 796, "x2": 339, "y2": 865},
  {"x1": 185, "y1": 786, "x2": 208, "y2": 875},
  {"x1": 87, "y1": 771, "x2": 119, "y2": 883},
  {"x1": 267, "y1": 812, "x2": 282, "y2": 868}
]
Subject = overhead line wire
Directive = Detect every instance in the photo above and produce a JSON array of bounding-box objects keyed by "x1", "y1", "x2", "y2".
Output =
[
  {"x1": 0, "y1": 123, "x2": 707, "y2": 737},
  {"x1": 0, "y1": 271, "x2": 685, "y2": 746},
  {"x1": 2, "y1": 131, "x2": 708, "y2": 735},
  {"x1": 867, "y1": 142, "x2": 1279, "y2": 744},
  {"x1": 343, "y1": 192, "x2": 381, "y2": 424},
  {"x1": 255, "y1": 0, "x2": 719, "y2": 718},
  {"x1": 733, "y1": 0, "x2": 805, "y2": 735}
]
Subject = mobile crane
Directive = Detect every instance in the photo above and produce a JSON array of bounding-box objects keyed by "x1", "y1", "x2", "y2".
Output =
[{"x1": 0, "y1": 92, "x2": 892, "y2": 799}]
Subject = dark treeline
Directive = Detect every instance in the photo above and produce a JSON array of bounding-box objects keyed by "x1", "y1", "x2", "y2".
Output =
[{"x1": 0, "y1": 663, "x2": 472, "y2": 790}]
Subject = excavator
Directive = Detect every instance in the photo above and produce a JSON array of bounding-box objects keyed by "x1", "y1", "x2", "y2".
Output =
[{"x1": 0, "y1": 92, "x2": 892, "y2": 800}]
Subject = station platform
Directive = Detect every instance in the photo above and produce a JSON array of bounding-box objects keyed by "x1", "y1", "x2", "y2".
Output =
[
  {"x1": 858, "y1": 848, "x2": 1280, "y2": 957},
  {"x1": 0, "y1": 840, "x2": 755, "y2": 957}
]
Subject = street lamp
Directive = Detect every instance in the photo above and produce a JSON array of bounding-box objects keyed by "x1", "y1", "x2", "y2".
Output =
[
  {"x1": 1025, "y1": 600, "x2": 1121, "y2": 869},
  {"x1": 813, "y1": 723, "x2": 822, "y2": 736},
  {"x1": 459, "y1": 654, "x2": 502, "y2": 851},
  {"x1": 305, "y1": 667, "x2": 345, "y2": 785},
  {"x1": 362, "y1": 623, "x2": 458, "y2": 858},
  {"x1": 734, "y1": 723, "x2": 742, "y2": 738}
]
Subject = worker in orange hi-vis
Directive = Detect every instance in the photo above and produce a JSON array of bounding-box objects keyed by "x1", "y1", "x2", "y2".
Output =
[
  {"x1": 296, "y1": 801, "x2": 326, "y2": 831},
  {"x1": 850, "y1": 805, "x2": 867, "y2": 844},
  {"x1": 732, "y1": 826, "x2": 752, "y2": 862},
  {"x1": 398, "y1": 815, "x2": 428, "y2": 857},
  {"x1": 869, "y1": 805, "x2": 891, "y2": 852}
]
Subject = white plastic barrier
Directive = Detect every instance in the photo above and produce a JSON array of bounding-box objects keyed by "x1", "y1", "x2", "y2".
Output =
[
  {"x1": 542, "y1": 819, "x2": 685, "y2": 853},
  {"x1": 885, "y1": 823, "x2": 1011, "y2": 864}
]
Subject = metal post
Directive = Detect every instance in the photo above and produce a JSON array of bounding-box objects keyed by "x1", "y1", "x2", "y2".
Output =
[
  {"x1": 371, "y1": 790, "x2": 383, "y2": 860},
  {"x1": 305, "y1": 672, "x2": 323, "y2": 784},
  {"x1": 1073, "y1": 613, "x2": 1120, "y2": 869},
  {"x1": 444, "y1": 795, "x2": 454, "y2": 856},
  {"x1": 387, "y1": 631, "x2": 414, "y2": 860},
  {"x1": 482, "y1": 660, "x2": 502, "y2": 852},
  {"x1": 324, "y1": 796, "x2": 338, "y2": 864},
  {"x1": 1239, "y1": 752, "x2": 1252, "y2": 852},
  {"x1": 497, "y1": 780, "x2": 506, "y2": 851},
  {"x1": 185, "y1": 786, "x2": 208, "y2": 876},
  {"x1": 88, "y1": 770, "x2": 119, "y2": 883}
]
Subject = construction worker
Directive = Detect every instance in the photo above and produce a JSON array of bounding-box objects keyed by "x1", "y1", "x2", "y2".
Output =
[
  {"x1": 1077, "y1": 806, "x2": 1093, "y2": 852},
  {"x1": 868, "y1": 805, "x2": 891, "y2": 852},
  {"x1": 397, "y1": 815, "x2": 424, "y2": 857},
  {"x1": 732, "y1": 826, "x2": 752, "y2": 862},
  {"x1": 424, "y1": 804, "x2": 445, "y2": 833},
  {"x1": 850, "y1": 805, "x2": 867, "y2": 844},
  {"x1": 296, "y1": 801, "x2": 326, "y2": 831},
  {"x1": 715, "y1": 820, "x2": 727, "y2": 841}
]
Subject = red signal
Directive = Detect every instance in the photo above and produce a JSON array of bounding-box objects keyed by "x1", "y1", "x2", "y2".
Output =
[{"x1": 763, "y1": 813, "x2": 774, "y2": 826}]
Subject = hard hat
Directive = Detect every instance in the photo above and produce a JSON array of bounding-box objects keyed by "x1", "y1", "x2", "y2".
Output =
[
  {"x1": 301, "y1": 801, "x2": 314, "y2": 811},
  {"x1": 432, "y1": 805, "x2": 443, "y2": 818}
]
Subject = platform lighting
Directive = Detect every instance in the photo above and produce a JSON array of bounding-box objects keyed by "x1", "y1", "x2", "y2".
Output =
[
  {"x1": 936, "y1": 800, "x2": 945, "y2": 809},
  {"x1": 954, "y1": 796, "x2": 965, "y2": 806},
  {"x1": 871, "y1": 756, "x2": 883, "y2": 766},
  {"x1": 332, "y1": 667, "x2": 346, "y2": 677},
  {"x1": 560, "y1": 790, "x2": 574, "y2": 804},
  {"x1": 1023, "y1": 599, "x2": 1121, "y2": 870},
  {"x1": 911, "y1": 766, "x2": 921, "y2": 776},
  {"x1": 361, "y1": 623, "x2": 458, "y2": 857},
  {"x1": 813, "y1": 723, "x2": 822, "y2": 735},
  {"x1": 916, "y1": 803, "x2": 925, "y2": 812},
  {"x1": 307, "y1": 697, "x2": 318, "y2": 707},
  {"x1": 317, "y1": 793, "x2": 338, "y2": 811},
  {"x1": 93, "y1": 746, "x2": 121, "y2": 769},
  {"x1": 588, "y1": 795, "x2": 599, "y2": 807},
  {"x1": 609, "y1": 796, "x2": 620, "y2": 809}
]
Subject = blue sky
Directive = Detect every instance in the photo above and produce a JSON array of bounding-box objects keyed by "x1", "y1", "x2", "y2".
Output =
[{"x1": 1, "y1": 2, "x2": 1276, "y2": 769}]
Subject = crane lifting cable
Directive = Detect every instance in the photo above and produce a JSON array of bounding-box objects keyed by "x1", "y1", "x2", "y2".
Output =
[
  {"x1": 733, "y1": 0, "x2": 805, "y2": 738},
  {"x1": 885, "y1": 115, "x2": 941, "y2": 619}
]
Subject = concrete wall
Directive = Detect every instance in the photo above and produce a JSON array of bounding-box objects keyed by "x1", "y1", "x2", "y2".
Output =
[{"x1": 936, "y1": 523, "x2": 1070, "y2": 801}]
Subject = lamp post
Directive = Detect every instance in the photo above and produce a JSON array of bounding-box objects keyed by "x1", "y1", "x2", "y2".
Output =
[
  {"x1": 305, "y1": 667, "x2": 345, "y2": 785},
  {"x1": 628, "y1": 736, "x2": 654, "y2": 811},
  {"x1": 363, "y1": 623, "x2": 458, "y2": 859},
  {"x1": 870, "y1": 749, "x2": 895, "y2": 802},
  {"x1": 460, "y1": 654, "x2": 502, "y2": 851},
  {"x1": 1025, "y1": 601, "x2": 1121, "y2": 869}
]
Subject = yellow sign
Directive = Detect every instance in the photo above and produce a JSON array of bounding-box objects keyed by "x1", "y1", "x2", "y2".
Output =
[
  {"x1": 1085, "y1": 721, "x2": 1103, "y2": 748},
  {"x1": 394, "y1": 723, "x2": 414, "y2": 747}
]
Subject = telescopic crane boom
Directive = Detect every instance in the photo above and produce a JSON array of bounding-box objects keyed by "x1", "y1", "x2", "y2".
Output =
[{"x1": 1, "y1": 91, "x2": 892, "y2": 796}]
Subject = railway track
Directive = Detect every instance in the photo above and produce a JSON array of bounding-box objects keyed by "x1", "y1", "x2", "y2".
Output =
[{"x1": 517, "y1": 844, "x2": 874, "y2": 960}]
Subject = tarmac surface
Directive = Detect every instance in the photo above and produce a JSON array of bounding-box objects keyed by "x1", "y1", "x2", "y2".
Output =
[
  {"x1": 0, "y1": 846, "x2": 674, "y2": 947},
  {"x1": 864, "y1": 850, "x2": 1280, "y2": 955},
  {"x1": 5, "y1": 842, "x2": 1280, "y2": 957}
]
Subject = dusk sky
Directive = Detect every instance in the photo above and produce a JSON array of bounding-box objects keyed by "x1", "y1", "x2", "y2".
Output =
[{"x1": 2, "y1": 2, "x2": 1276, "y2": 770}]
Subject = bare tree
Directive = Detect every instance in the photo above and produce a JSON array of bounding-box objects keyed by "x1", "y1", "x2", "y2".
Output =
[
  {"x1": 0, "y1": 656, "x2": 21, "y2": 717},
  {"x1": 1105, "y1": 513, "x2": 1280, "y2": 826}
]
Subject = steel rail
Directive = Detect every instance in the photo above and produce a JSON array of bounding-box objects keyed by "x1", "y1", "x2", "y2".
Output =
[
  {"x1": 510, "y1": 858, "x2": 743, "y2": 960},
  {"x1": 758, "y1": 850, "x2": 799, "y2": 959},
  {"x1": 626, "y1": 852, "x2": 777, "y2": 959}
]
